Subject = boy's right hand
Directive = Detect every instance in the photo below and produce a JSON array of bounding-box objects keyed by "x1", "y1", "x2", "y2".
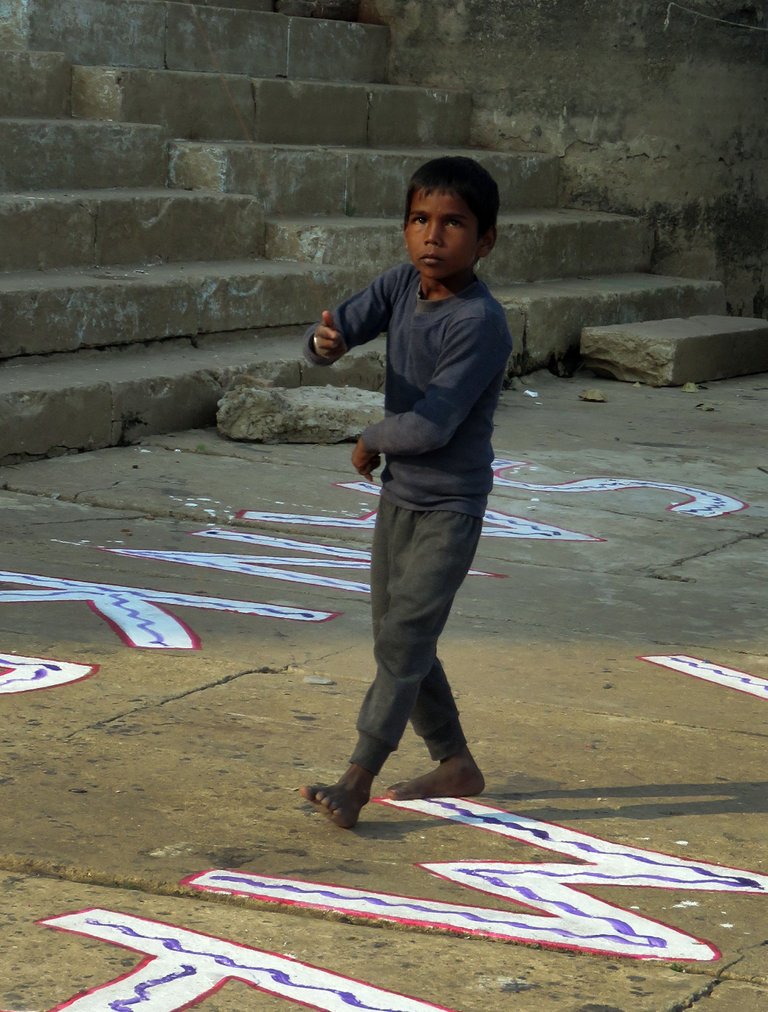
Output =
[{"x1": 312, "y1": 310, "x2": 347, "y2": 362}]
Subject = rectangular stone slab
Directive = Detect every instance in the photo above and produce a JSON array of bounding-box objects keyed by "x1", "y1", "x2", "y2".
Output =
[{"x1": 581, "y1": 315, "x2": 768, "y2": 386}]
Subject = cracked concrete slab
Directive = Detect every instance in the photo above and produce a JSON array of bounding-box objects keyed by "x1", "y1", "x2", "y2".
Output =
[
  {"x1": 0, "y1": 371, "x2": 766, "y2": 1009},
  {"x1": 0, "y1": 873, "x2": 712, "y2": 1012}
]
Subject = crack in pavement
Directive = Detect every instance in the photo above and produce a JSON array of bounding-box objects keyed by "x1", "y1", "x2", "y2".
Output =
[{"x1": 63, "y1": 665, "x2": 292, "y2": 739}]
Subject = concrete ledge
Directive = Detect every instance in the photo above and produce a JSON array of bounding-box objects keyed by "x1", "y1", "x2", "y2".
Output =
[
  {"x1": 27, "y1": 0, "x2": 167, "y2": 68},
  {"x1": 253, "y1": 78, "x2": 369, "y2": 145},
  {"x1": 169, "y1": 142, "x2": 561, "y2": 214},
  {"x1": 18, "y1": 0, "x2": 385, "y2": 78},
  {"x1": 71, "y1": 68, "x2": 469, "y2": 147},
  {"x1": 286, "y1": 15, "x2": 388, "y2": 82},
  {"x1": 72, "y1": 66, "x2": 256, "y2": 141},
  {"x1": 0, "y1": 51, "x2": 71, "y2": 117},
  {"x1": 495, "y1": 274, "x2": 727, "y2": 373},
  {"x1": 366, "y1": 84, "x2": 470, "y2": 146},
  {"x1": 0, "y1": 119, "x2": 167, "y2": 189},
  {"x1": 0, "y1": 261, "x2": 354, "y2": 359},
  {"x1": 165, "y1": 4, "x2": 288, "y2": 76},
  {"x1": 0, "y1": 331, "x2": 383, "y2": 461},
  {"x1": 265, "y1": 209, "x2": 652, "y2": 283},
  {"x1": 0, "y1": 190, "x2": 265, "y2": 271},
  {"x1": 580, "y1": 315, "x2": 768, "y2": 386}
]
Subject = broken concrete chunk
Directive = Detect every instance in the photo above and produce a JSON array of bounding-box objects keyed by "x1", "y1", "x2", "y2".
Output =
[
  {"x1": 217, "y1": 384, "x2": 384, "y2": 443},
  {"x1": 580, "y1": 315, "x2": 768, "y2": 386}
]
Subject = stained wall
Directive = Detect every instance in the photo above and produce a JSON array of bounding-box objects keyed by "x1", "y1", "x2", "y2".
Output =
[{"x1": 360, "y1": 0, "x2": 768, "y2": 317}]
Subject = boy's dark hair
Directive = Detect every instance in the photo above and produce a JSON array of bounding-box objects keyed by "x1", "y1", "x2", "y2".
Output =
[{"x1": 404, "y1": 156, "x2": 500, "y2": 236}]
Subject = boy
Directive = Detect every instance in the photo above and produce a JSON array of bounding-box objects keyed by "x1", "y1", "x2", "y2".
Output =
[{"x1": 300, "y1": 156, "x2": 512, "y2": 829}]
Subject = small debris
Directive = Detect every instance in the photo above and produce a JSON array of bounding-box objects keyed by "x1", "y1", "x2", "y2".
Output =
[
  {"x1": 523, "y1": 389, "x2": 539, "y2": 398},
  {"x1": 579, "y1": 388, "x2": 607, "y2": 402},
  {"x1": 303, "y1": 675, "x2": 336, "y2": 686},
  {"x1": 695, "y1": 402, "x2": 716, "y2": 412},
  {"x1": 681, "y1": 382, "x2": 700, "y2": 392}
]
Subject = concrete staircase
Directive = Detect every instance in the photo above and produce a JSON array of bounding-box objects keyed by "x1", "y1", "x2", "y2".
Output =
[{"x1": 0, "y1": 0, "x2": 726, "y2": 463}]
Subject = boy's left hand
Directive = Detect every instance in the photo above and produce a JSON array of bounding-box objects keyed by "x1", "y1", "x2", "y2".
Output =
[{"x1": 352, "y1": 438, "x2": 381, "y2": 481}]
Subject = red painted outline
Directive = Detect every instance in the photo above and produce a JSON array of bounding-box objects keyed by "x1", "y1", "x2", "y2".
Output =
[{"x1": 39, "y1": 906, "x2": 454, "y2": 1012}]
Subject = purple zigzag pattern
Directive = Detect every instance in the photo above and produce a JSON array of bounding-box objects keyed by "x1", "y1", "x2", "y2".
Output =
[
  {"x1": 86, "y1": 917, "x2": 428, "y2": 1011},
  {"x1": 412, "y1": 800, "x2": 765, "y2": 891},
  {"x1": 108, "y1": 964, "x2": 198, "y2": 1011},
  {"x1": 199, "y1": 874, "x2": 665, "y2": 950},
  {"x1": 0, "y1": 663, "x2": 58, "y2": 689},
  {"x1": 490, "y1": 461, "x2": 746, "y2": 518},
  {"x1": 105, "y1": 593, "x2": 169, "y2": 647}
]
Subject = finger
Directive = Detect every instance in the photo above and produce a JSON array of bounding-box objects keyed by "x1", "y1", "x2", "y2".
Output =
[{"x1": 321, "y1": 309, "x2": 335, "y2": 329}]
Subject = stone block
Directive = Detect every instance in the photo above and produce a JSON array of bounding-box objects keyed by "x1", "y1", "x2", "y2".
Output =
[
  {"x1": 0, "y1": 51, "x2": 70, "y2": 117},
  {"x1": 165, "y1": 4, "x2": 288, "y2": 76},
  {"x1": 0, "y1": 0, "x2": 28, "y2": 49},
  {"x1": 169, "y1": 143, "x2": 561, "y2": 215},
  {"x1": 580, "y1": 315, "x2": 768, "y2": 386},
  {"x1": 496, "y1": 274, "x2": 726, "y2": 372},
  {"x1": 217, "y1": 382, "x2": 384, "y2": 442},
  {"x1": 169, "y1": 142, "x2": 351, "y2": 214},
  {"x1": 490, "y1": 210, "x2": 652, "y2": 283},
  {"x1": 287, "y1": 15, "x2": 388, "y2": 81},
  {"x1": 252, "y1": 79, "x2": 368, "y2": 145},
  {"x1": 265, "y1": 216, "x2": 402, "y2": 267},
  {"x1": 174, "y1": 0, "x2": 273, "y2": 9},
  {"x1": 27, "y1": 0, "x2": 166, "y2": 67},
  {"x1": 265, "y1": 210, "x2": 652, "y2": 284},
  {"x1": 0, "y1": 262, "x2": 353, "y2": 359},
  {"x1": 0, "y1": 120, "x2": 167, "y2": 190},
  {"x1": 276, "y1": 0, "x2": 360, "y2": 17},
  {"x1": 113, "y1": 371, "x2": 224, "y2": 444},
  {"x1": 72, "y1": 66, "x2": 256, "y2": 140},
  {"x1": 92, "y1": 192, "x2": 265, "y2": 264},
  {"x1": 0, "y1": 191, "x2": 264, "y2": 271},
  {"x1": 366, "y1": 85, "x2": 471, "y2": 147},
  {"x1": 346, "y1": 149, "x2": 561, "y2": 217},
  {"x1": 0, "y1": 195, "x2": 95, "y2": 271},
  {"x1": 0, "y1": 383, "x2": 113, "y2": 460}
]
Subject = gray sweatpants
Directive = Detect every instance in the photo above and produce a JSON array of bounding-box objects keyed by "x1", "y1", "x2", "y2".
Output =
[{"x1": 351, "y1": 497, "x2": 483, "y2": 775}]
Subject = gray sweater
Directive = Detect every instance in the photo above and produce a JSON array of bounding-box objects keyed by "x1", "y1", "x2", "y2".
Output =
[{"x1": 304, "y1": 263, "x2": 513, "y2": 517}]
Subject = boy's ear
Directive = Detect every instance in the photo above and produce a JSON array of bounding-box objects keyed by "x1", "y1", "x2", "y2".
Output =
[{"x1": 476, "y1": 225, "x2": 497, "y2": 260}]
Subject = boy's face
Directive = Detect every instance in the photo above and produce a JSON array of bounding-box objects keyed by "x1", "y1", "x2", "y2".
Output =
[{"x1": 403, "y1": 188, "x2": 496, "y2": 299}]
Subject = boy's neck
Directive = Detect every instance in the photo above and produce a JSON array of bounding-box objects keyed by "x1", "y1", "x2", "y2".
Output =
[{"x1": 417, "y1": 270, "x2": 477, "y2": 301}]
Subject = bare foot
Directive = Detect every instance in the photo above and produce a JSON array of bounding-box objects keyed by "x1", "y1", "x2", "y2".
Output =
[
  {"x1": 300, "y1": 764, "x2": 374, "y2": 829},
  {"x1": 385, "y1": 746, "x2": 485, "y2": 802}
]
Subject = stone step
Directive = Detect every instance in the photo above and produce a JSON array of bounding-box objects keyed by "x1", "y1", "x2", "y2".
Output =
[
  {"x1": 0, "y1": 260, "x2": 354, "y2": 360},
  {"x1": 24, "y1": 0, "x2": 388, "y2": 81},
  {"x1": 0, "y1": 331, "x2": 284, "y2": 463},
  {"x1": 0, "y1": 119, "x2": 167, "y2": 190},
  {"x1": 265, "y1": 209, "x2": 654, "y2": 284},
  {"x1": 0, "y1": 190, "x2": 265, "y2": 271},
  {"x1": 0, "y1": 50, "x2": 71, "y2": 117},
  {"x1": 169, "y1": 142, "x2": 561, "y2": 214},
  {"x1": 72, "y1": 66, "x2": 472, "y2": 146},
  {"x1": 580, "y1": 315, "x2": 768, "y2": 386},
  {"x1": 0, "y1": 332, "x2": 382, "y2": 463},
  {"x1": 495, "y1": 273, "x2": 727, "y2": 373},
  {"x1": 168, "y1": 0, "x2": 274, "y2": 10}
]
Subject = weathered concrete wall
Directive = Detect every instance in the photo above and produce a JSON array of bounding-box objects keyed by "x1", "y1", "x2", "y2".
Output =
[{"x1": 359, "y1": 0, "x2": 768, "y2": 318}]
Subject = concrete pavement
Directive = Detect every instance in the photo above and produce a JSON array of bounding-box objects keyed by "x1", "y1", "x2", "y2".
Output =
[{"x1": 0, "y1": 371, "x2": 766, "y2": 1011}]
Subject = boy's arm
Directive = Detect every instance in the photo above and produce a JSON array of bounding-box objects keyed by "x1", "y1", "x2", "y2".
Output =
[
  {"x1": 361, "y1": 313, "x2": 512, "y2": 457},
  {"x1": 303, "y1": 265, "x2": 409, "y2": 366}
]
